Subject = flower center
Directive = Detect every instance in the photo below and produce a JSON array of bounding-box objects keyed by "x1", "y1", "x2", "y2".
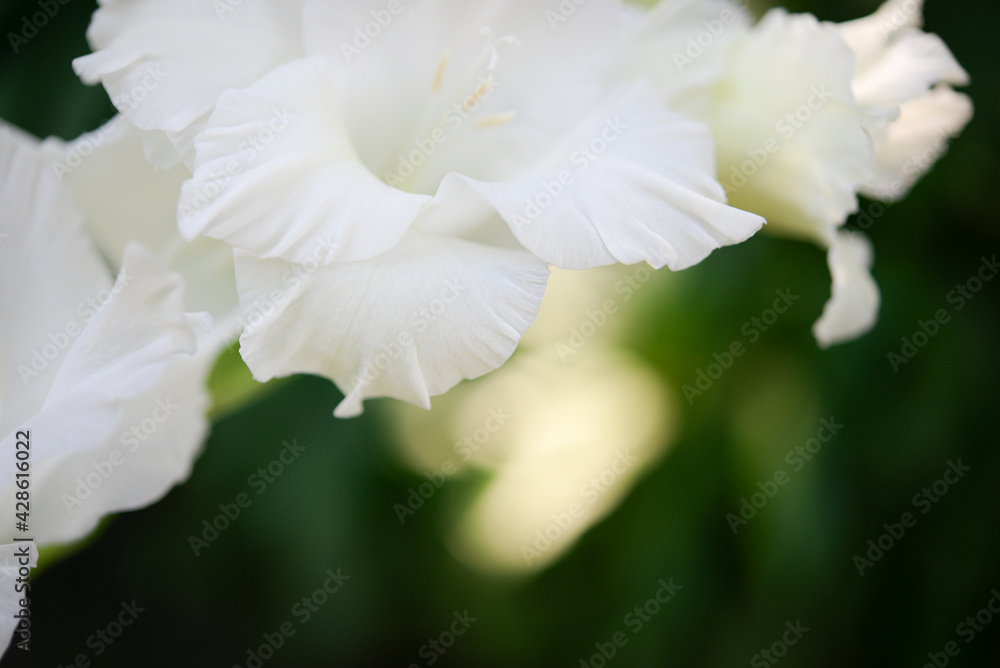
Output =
[{"x1": 379, "y1": 27, "x2": 519, "y2": 194}]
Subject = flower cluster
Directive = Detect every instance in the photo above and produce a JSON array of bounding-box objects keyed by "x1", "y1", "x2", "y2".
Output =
[{"x1": 0, "y1": 0, "x2": 971, "y2": 646}]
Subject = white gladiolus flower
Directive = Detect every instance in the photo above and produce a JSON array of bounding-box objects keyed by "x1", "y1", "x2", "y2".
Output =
[
  {"x1": 73, "y1": 0, "x2": 764, "y2": 417},
  {"x1": 622, "y1": 0, "x2": 970, "y2": 347},
  {"x1": 0, "y1": 123, "x2": 227, "y2": 554}
]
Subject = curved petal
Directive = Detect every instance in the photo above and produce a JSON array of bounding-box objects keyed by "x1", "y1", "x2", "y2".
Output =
[
  {"x1": 19, "y1": 243, "x2": 207, "y2": 461},
  {"x1": 813, "y1": 231, "x2": 881, "y2": 348},
  {"x1": 611, "y1": 0, "x2": 752, "y2": 119},
  {"x1": 861, "y1": 86, "x2": 973, "y2": 201},
  {"x1": 841, "y1": 0, "x2": 968, "y2": 109},
  {"x1": 0, "y1": 243, "x2": 210, "y2": 541},
  {"x1": 838, "y1": 0, "x2": 971, "y2": 202},
  {"x1": 0, "y1": 125, "x2": 213, "y2": 548},
  {"x1": 18, "y1": 352, "x2": 212, "y2": 546},
  {"x1": 72, "y1": 0, "x2": 304, "y2": 159},
  {"x1": 454, "y1": 84, "x2": 764, "y2": 270},
  {"x1": 49, "y1": 117, "x2": 240, "y2": 340},
  {"x1": 709, "y1": 9, "x2": 873, "y2": 244},
  {"x1": 235, "y1": 231, "x2": 549, "y2": 418},
  {"x1": 179, "y1": 57, "x2": 431, "y2": 265},
  {"x1": 0, "y1": 125, "x2": 110, "y2": 434}
]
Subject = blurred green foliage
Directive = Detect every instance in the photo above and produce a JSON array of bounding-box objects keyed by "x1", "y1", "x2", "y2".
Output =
[{"x1": 1, "y1": 0, "x2": 997, "y2": 666}]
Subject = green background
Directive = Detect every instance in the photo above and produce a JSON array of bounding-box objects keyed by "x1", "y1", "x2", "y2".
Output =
[{"x1": 1, "y1": 0, "x2": 997, "y2": 666}]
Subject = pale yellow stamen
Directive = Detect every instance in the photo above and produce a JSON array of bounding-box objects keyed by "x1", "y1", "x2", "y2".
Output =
[
  {"x1": 475, "y1": 111, "x2": 516, "y2": 129},
  {"x1": 432, "y1": 49, "x2": 452, "y2": 93}
]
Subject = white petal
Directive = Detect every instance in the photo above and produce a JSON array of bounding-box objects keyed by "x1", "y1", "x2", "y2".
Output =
[
  {"x1": 19, "y1": 353, "x2": 212, "y2": 546},
  {"x1": 851, "y1": 29, "x2": 968, "y2": 109},
  {"x1": 840, "y1": 0, "x2": 924, "y2": 61},
  {"x1": 73, "y1": 0, "x2": 304, "y2": 159},
  {"x1": 235, "y1": 231, "x2": 549, "y2": 418},
  {"x1": 455, "y1": 84, "x2": 764, "y2": 270},
  {"x1": 710, "y1": 9, "x2": 873, "y2": 244},
  {"x1": 837, "y1": 0, "x2": 971, "y2": 202},
  {"x1": 0, "y1": 542, "x2": 36, "y2": 654},
  {"x1": 813, "y1": 231, "x2": 881, "y2": 348},
  {"x1": 0, "y1": 246, "x2": 214, "y2": 543},
  {"x1": 17, "y1": 243, "x2": 206, "y2": 461},
  {"x1": 180, "y1": 57, "x2": 430, "y2": 265},
  {"x1": 302, "y1": 0, "x2": 619, "y2": 185},
  {"x1": 0, "y1": 125, "x2": 109, "y2": 434},
  {"x1": 611, "y1": 0, "x2": 753, "y2": 119},
  {"x1": 841, "y1": 0, "x2": 968, "y2": 109},
  {"x1": 50, "y1": 117, "x2": 240, "y2": 339},
  {"x1": 1, "y1": 126, "x2": 213, "y2": 546},
  {"x1": 861, "y1": 86, "x2": 973, "y2": 201}
]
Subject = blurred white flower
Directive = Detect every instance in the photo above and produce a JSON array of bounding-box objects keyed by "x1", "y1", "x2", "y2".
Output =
[
  {"x1": 390, "y1": 262, "x2": 677, "y2": 574},
  {"x1": 446, "y1": 349, "x2": 674, "y2": 574},
  {"x1": 622, "y1": 0, "x2": 971, "y2": 347},
  {"x1": 73, "y1": 0, "x2": 763, "y2": 417},
  {"x1": 0, "y1": 121, "x2": 229, "y2": 553}
]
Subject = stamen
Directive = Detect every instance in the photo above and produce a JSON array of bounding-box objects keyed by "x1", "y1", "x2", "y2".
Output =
[
  {"x1": 432, "y1": 49, "x2": 452, "y2": 93},
  {"x1": 475, "y1": 111, "x2": 516, "y2": 129}
]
